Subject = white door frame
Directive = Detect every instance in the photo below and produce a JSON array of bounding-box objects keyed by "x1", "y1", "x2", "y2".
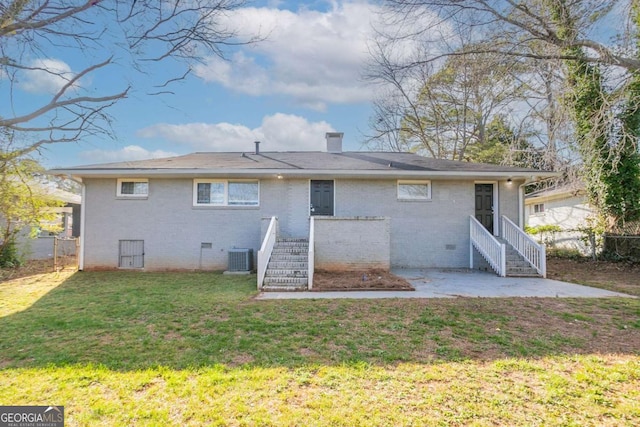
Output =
[{"x1": 474, "y1": 181, "x2": 499, "y2": 236}]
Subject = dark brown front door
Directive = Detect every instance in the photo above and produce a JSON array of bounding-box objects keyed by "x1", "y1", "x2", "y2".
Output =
[
  {"x1": 475, "y1": 184, "x2": 494, "y2": 233},
  {"x1": 310, "y1": 180, "x2": 334, "y2": 216}
]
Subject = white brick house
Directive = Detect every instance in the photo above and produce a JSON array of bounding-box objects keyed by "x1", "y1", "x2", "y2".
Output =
[
  {"x1": 525, "y1": 185, "x2": 592, "y2": 254},
  {"x1": 51, "y1": 133, "x2": 556, "y2": 289}
]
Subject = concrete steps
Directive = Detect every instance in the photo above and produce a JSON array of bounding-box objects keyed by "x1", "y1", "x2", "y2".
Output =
[
  {"x1": 503, "y1": 242, "x2": 541, "y2": 277},
  {"x1": 262, "y1": 238, "x2": 309, "y2": 291}
]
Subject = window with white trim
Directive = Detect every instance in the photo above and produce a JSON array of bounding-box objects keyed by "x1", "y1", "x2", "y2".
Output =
[
  {"x1": 397, "y1": 180, "x2": 431, "y2": 200},
  {"x1": 532, "y1": 203, "x2": 545, "y2": 214},
  {"x1": 117, "y1": 178, "x2": 148, "y2": 198},
  {"x1": 194, "y1": 179, "x2": 259, "y2": 206}
]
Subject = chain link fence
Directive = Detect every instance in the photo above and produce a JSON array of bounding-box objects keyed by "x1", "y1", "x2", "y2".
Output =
[{"x1": 604, "y1": 221, "x2": 640, "y2": 261}]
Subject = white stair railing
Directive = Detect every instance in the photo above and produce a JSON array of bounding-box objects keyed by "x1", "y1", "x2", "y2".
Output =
[
  {"x1": 501, "y1": 215, "x2": 546, "y2": 277},
  {"x1": 308, "y1": 217, "x2": 315, "y2": 290},
  {"x1": 257, "y1": 216, "x2": 278, "y2": 289},
  {"x1": 470, "y1": 215, "x2": 506, "y2": 277}
]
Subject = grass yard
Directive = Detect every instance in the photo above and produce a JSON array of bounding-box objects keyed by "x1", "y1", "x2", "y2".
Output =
[{"x1": 0, "y1": 267, "x2": 639, "y2": 425}]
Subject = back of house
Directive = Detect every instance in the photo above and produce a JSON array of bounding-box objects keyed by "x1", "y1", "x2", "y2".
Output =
[{"x1": 50, "y1": 132, "x2": 554, "y2": 278}]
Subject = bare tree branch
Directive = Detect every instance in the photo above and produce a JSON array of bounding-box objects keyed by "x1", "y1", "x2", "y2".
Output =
[
  {"x1": 1, "y1": 0, "x2": 254, "y2": 166},
  {"x1": 384, "y1": 0, "x2": 638, "y2": 70}
]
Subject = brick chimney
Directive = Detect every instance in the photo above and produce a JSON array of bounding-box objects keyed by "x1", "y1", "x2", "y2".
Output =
[{"x1": 325, "y1": 132, "x2": 343, "y2": 153}]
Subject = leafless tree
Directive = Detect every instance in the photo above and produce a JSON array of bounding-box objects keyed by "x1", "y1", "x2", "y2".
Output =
[
  {"x1": 383, "y1": 0, "x2": 639, "y2": 71},
  {"x1": 0, "y1": 0, "x2": 255, "y2": 162},
  {"x1": 513, "y1": 47, "x2": 578, "y2": 173},
  {"x1": 367, "y1": 0, "x2": 638, "y2": 172},
  {"x1": 366, "y1": 17, "x2": 528, "y2": 161}
]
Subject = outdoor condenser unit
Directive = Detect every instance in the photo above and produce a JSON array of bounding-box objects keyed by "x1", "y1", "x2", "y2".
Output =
[{"x1": 228, "y1": 248, "x2": 253, "y2": 272}]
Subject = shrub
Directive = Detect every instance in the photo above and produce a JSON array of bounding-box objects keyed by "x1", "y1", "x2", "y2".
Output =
[
  {"x1": 525, "y1": 225, "x2": 562, "y2": 235},
  {"x1": 0, "y1": 238, "x2": 23, "y2": 268}
]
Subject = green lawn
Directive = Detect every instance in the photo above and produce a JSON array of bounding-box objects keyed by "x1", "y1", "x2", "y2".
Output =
[{"x1": 1, "y1": 271, "x2": 639, "y2": 426}]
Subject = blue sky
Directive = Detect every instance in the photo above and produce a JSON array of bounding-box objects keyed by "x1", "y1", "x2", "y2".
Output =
[
  {"x1": 12, "y1": 0, "x2": 385, "y2": 168},
  {"x1": 5, "y1": 1, "x2": 628, "y2": 169}
]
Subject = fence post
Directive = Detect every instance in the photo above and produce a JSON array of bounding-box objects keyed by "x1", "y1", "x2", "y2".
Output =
[{"x1": 53, "y1": 237, "x2": 59, "y2": 272}]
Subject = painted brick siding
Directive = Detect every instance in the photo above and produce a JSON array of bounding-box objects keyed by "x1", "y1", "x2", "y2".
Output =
[
  {"x1": 83, "y1": 178, "x2": 263, "y2": 270},
  {"x1": 82, "y1": 177, "x2": 521, "y2": 270},
  {"x1": 314, "y1": 217, "x2": 391, "y2": 271},
  {"x1": 498, "y1": 180, "x2": 521, "y2": 229},
  {"x1": 258, "y1": 179, "x2": 310, "y2": 238},
  {"x1": 334, "y1": 179, "x2": 475, "y2": 268}
]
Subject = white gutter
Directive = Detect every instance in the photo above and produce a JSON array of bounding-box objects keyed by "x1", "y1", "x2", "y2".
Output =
[{"x1": 50, "y1": 168, "x2": 560, "y2": 180}]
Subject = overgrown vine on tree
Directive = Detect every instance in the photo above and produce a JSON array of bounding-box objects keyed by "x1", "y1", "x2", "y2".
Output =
[{"x1": 550, "y1": 0, "x2": 640, "y2": 228}]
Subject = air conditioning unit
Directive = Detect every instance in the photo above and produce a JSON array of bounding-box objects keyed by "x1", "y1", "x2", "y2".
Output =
[{"x1": 228, "y1": 248, "x2": 253, "y2": 272}]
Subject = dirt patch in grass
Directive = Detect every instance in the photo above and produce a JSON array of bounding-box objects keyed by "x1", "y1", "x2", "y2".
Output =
[
  {"x1": 326, "y1": 296, "x2": 640, "y2": 359},
  {"x1": 311, "y1": 269, "x2": 414, "y2": 291},
  {"x1": 0, "y1": 258, "x2": 77, "y2": 282},
  {"x1": 547, "y1": 257, "x2": 640, "y2": 296},
  {"x1": 0, "y1": 259, "x2": 54, "y2": 282}
]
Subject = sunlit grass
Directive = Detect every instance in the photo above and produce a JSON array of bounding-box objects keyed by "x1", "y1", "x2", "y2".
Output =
[
  {"x1": 0, "y1": 270, "x2": 74, "y2": 316},
  {"x1": 0, "y1": 270, "x2": 639, "y2": 425},
  {"x1": 2, "y1": 357, "x2": 638, "y2": 426}
]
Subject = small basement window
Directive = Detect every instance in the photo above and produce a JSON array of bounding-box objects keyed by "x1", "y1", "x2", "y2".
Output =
[
  {"x1": 117, "y1": 178, "x2": 148, "y2": 198},
  {"x1": 194, "y1": 179, "x2": 259, "y2": 206},
  {"x1": 398, "y1": 180, "x2": 431, "y2": 200}
]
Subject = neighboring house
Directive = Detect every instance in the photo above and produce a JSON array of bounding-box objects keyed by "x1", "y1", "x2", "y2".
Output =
[
  {"x1": 18, "y1": 187, "x2": 81, "y2": 260},
  {"x1": 50, "y1": 133, "x2": 556, "y2": 289},
  {"x1": 525, "y1": 184, "x2": 592, "y2": 255}
]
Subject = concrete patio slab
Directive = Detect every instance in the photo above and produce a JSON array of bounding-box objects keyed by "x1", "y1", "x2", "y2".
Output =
[{"x1": 255, "y1": 268, "x2": 635, "y2": 300}]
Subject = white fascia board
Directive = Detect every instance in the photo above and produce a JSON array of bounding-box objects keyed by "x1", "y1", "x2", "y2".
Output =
[
  {"x1": 53, "y1": 168, "x2": 560, "y2": 180},
  {"x1": 525, "y1": 189, "x2": 586, "y2": 205}
]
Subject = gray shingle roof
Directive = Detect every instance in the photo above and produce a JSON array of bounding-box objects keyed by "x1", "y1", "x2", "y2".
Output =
[{"x1": 53, "y1": 151, "x2": 548, "y2": 175}]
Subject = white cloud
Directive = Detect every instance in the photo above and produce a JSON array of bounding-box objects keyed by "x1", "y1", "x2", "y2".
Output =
[
  {"x1": 136, "y1": 113, "x2": 334, "y2": 152},
  {"x1": 80, "y1": 145, "x2": 179, "y2": 163},
  {"x1": 194, "y1": 2, "x2": 380, "y2": 110},
  {"x1": 21, "y1": 59, "x2": 77, "y2": 94}
]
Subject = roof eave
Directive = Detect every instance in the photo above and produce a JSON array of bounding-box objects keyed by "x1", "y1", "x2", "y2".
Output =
[
  {"x1": 525, "y1": 188, "x2": 587, "y2": 204},
  {"x1": 49, "y1": 168, "x2": 559, "y2": 181}
]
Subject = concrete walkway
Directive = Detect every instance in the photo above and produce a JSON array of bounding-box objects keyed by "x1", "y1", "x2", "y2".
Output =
[{"x1": 256, "y1": 268, "x2": 634, "y2": 300}]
